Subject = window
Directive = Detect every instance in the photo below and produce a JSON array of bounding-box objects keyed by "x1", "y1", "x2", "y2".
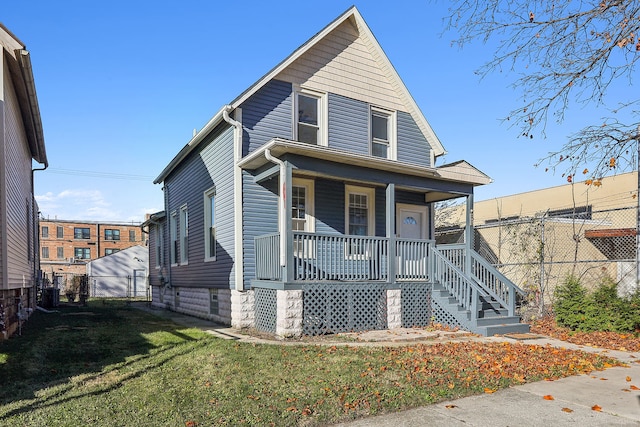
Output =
[
  {"x1": 41, "y1": 226, "x2": 49, "y2": 238},
  {"x1": 105, "y1": 248, "x2": 119, "y2": 255},
  {"x1": 371, "y1": 107, "x2": 395, "y2": 159},
  {"x1": 74, "y1": 248, "x2": 91, "y2": 259},
  {"x1": 129, "y1": 230, "x2": 136, "y2": 242},
  {"x1": 155, "y1": 225, "x2": 164, "y2": 267},
  {"x1": 345, "y1": 185, "x2": 375, "y2": 237},
  {"x1": 204, "y1": 189, "x2": 216, "y2": 260},
  {"x1": 170, "y1": 211, "x2": 178, "y2": 265},
  {"x1": 180, "y1": 205, "x2": 188, "y2": 263},
  {"x1": 74, "y1": 227, "x2": 90, "y2": 239},
  {"x1": 57, "y1": 226, "x2": 64, "y2": 238},
  {"x1": 42, "y1": 247, "x2": 49, "y2": 258},
  {"x1": 292, "y1": 178, "x2": 315, "y2": 256},
  {"x1": 105, "y1": 229, "x2": 120, "y2": 241},
  {"x1": 209, "y1": 289, "x2": 219, "y2": 315},
  {"x1": 295, "y1": 89, "x2": 325, "y2": 146},
  {"x1": 57, "y1": 247, "x2": 64, "y2": 259}
]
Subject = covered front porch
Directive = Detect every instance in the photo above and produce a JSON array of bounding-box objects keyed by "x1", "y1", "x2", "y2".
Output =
[{"x1": 240, "y1": 139, "x2": 528, "y2": 337}]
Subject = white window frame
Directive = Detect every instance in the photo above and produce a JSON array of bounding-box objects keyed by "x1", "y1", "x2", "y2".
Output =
[
  {"x1": 292, "y1": 178, "x2": 315, "y2": 233},
  {"x1": 370, "y1": 106, "x2": 397, "y2": 160},
  {"x1": 294, "y1": 87, "x2": 327, "y2": 146},
  {"x1": 170, "y1": 210, "x2": 178, "y2": 266},
  {"x1": 179, "y1": 204, "x2": 188, "y2": 265},
  {"x1": 345, "y1": 185, "x2": 375, "y2": 237},
  {"x1": 204, "y1": 188, "x2": 216, "y2": 262},
  {"x1": 155, "y1": 224, "x2": 164, "y2": 268}
]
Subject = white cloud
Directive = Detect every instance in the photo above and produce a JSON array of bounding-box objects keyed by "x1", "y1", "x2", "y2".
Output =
[{"x1": 35, "y1": 189, "x2": 121, "y2": 221}]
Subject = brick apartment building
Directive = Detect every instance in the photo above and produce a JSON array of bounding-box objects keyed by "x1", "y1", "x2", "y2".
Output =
[{"x1": 39, "y1": 219, "x2": 146, "y2": 277}]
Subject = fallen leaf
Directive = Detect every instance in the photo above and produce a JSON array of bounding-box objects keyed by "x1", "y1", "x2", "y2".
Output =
[
  {"x1": 630, "y1": 385, "x2": 639, "y2": 390},
  {"x1": 561, "y1": 407, "x2": 573, "y2": 413},
  {"x1": 445, "y1": 404, "x2": 458, "y2": 409},
  {"x1": 592, "y1": 405, "x2": 602, "y2": 412},
  {"x1": 543, "y1": 395, "x2": 555, "y2": 400},
  {"x1": 626, "y1": 376, "x2": 632, "y2": 382},
  {"x1": 484, "y1": 388, "x2": 496, "y2": 394},
  {"x1": 600, "y1": 378, "x2": 608, "y2": 381}
]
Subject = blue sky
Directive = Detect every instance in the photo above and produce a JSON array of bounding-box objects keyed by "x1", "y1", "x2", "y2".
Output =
[{"x1": 3, "y1": 1, "x2": 611, "y2": 222}]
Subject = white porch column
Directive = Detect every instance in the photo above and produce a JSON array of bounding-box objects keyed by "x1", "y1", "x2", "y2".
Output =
[
  {"x1": 465, "y1": 193, "x2": 474, "y2": 274},
  {"x1": 276, "y1": 289, "x2": 303, "y2": 338}
]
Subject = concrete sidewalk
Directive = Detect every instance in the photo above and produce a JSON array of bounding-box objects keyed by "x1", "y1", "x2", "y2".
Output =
[{"x1": 132, "y1": 303, "x2": 640, "y2": 426}]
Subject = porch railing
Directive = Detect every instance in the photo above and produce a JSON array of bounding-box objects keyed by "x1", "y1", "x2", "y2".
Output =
[
  {"x1": 255, "y1": 232, "x2": 434, "y2": 282},
  {"x1": 436, "y1": 243, "x2": 523, "y2": 317}
]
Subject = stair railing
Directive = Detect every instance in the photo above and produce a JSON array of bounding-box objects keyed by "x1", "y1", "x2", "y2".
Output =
[
  {"x1": 469, "y1": 251, "x2": 524, "y2": 317},
  {"x1": 429, "y1": 246, "x2": 489, "y2": 320}
]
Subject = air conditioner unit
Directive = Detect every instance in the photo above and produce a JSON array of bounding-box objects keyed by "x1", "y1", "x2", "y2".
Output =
[{"x1": 68, "y1": 257, "x2": 76, "y2": 263}]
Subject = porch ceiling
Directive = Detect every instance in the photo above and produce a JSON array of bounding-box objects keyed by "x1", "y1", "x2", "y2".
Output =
[{"x1": 238, "y1": 139, "x2": 491, "y2": 187}]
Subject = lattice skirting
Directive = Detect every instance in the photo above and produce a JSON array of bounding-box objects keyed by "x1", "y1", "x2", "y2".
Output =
[
  {"x1": 399, "y1": 283, "x2": 432, "y2": 328},
  {"x1": 302, "y1": 283, "x2": 387, "y2": 336},
  {"x1": 431, "y1": 298, "x2": 465, "y2": 330},
  {"x1": 254, "y1": 288, "x2": 277, "y2": 334}
]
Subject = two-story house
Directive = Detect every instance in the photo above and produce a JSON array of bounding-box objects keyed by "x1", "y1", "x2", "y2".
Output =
[
  {"x1": 0, "y1": 23, "x2": 48, "y2": 339},
  {"x1": 146, "y1": 7, "x2": 529, "y2": 337}
]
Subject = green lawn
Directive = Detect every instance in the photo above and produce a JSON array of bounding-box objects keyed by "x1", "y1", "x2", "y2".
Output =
[{"x1": 0, "y1": 301, "x2": 621, "y2": 426}]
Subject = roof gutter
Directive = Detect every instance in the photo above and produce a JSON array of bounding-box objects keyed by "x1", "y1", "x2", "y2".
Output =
[
  {"x1": 17, "y1": 49, "x2": 47, "y2": 167},
  {"x1": 222, "y1": 106, "x2": 246, "y2": 290}
]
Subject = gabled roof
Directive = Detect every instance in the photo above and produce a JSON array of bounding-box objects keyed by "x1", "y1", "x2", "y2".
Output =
[
  {"x1": 0, "y1": 23, "x2": 47, "y2": 166},
  {"x1": 155, "y1": 6, "x2": 445, "y2": 184}
]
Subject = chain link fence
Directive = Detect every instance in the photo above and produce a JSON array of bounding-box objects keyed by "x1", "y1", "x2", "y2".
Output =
[{"x1": 437, "y1": 206, "x2": 639, "y2": 314}]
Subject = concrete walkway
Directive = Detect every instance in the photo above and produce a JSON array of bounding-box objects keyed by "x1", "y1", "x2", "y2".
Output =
[{"x1": 132, "y1": 303, "x2": 640, "y2": 426}]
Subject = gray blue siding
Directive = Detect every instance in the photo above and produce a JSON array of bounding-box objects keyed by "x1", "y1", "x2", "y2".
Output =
[
  {"x1": 328, "y1": 93, "x2": 369, "y2": 154},
  {"x1": 397, "y1": 111, "x2": 432, "y2": 167},
  {"x1": 242, "y1": 175, "x2": 279, "y2": 289},
  {"x1": 241, "y1": 79, "x2": 292, "y2": 156},
  {"x1": 164, "y1": 125, "x2": 235, "y2": 289}
]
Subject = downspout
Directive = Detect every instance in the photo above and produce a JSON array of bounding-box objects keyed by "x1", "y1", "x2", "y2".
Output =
[
  {"x1": 31, "y1": 164, "x2": 47, "y2": 300},
  {"x1": 222, "y1": 106, "x2": 246, "y2": 290},
  {"x1": 264, "y1": 149, "x2": 287, "y2": 267}
]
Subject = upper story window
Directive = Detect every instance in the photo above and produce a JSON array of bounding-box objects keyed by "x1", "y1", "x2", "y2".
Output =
[
  {"x1": 41, "y1": 226, "x2": 49, "y2": 238},
  {"x1": 57, "y1": 226, "x2": 64, "y2": 238},
  {"x1": 371, "y1": 107, "x2": 396, "y2": 159},
  {"x1": 105, "y1": 248, "x2": 120, "y2": 256},
  {"x1": 105, "y1": 229, "x2": 120, "y2": 241},
  {"x1": 42, "y1": 247, "x2": 49, "y2": 259},
  {"x1": 295, "y1": 89, "x2": 326, "y2": 146},
  {"x1": 74, "y1": 227, "x2": 90, "y2": 239},
  {"x1": 129, "y1": 230, "x2": 136, "y2": 242},
  {"x1": 57, "y1": 247, "x2": 64, "y2": 259}
]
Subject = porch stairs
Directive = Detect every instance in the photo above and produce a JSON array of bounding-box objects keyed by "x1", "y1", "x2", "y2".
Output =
[
  {"x1": 432, "y1": 283, "x2": 530, "y2": 336},
  {"x1": 431, "y1": 245, "x2": 530, "y2": 336}
]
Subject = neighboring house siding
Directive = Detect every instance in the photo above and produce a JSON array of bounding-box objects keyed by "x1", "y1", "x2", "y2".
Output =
[
  {"x1": 275, "y1": 19, "x2": 404, "y2": 112},
  {"x1": 3, "y1": 65, "x2": 33, "y2": 289},
  {"x1": 328, "y1": 93, "x2": 369, "y2": 155},
  {"x1": 397, "y1": 111, "x2": 431, "y2": 167},
  {"x1": 241, "y1": 79, "x2": 292, "y2": 156},
  {"x1": 165, "y1": 125, "x2": 235, "y2": 289},
  {"x1": 242, "y1": 175, "x2": 278, "y2": 289}
]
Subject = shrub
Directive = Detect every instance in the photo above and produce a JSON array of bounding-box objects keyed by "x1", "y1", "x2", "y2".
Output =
[{"x1": 554, "y1": 275, "x2": 640, "y2": 333}]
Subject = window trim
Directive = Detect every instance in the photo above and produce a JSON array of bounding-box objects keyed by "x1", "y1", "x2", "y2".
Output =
[
  {"x1": 155, "y1": 225, "x2": 164, "y2": 269},
  {"x1": 104, "y1": 229, "x2": 121, "y2": 241},
  {"x1": 56, "y1": 226, "x2": 64, "y2": 239},
  {"x1": 292, "y1": 178, "x2": 315, "y2": 233},
  {"x1": 179, "y1": 204, "x2": 188, "y2": 265},
  {"x1": 344, "y1": 185, "x2": 375, "y2": 237},
  {"x1": 41, "y1": 226, "x2": 49, "y2": 238},
  {"x1": 170, "y1": 211, "x2": 178, "y2": 266},
  {"x1": 370, "y1": 106, "x2": 397, "y2": 160},
  {"x1": 294, "y1": 87, "x2": 327, "y2": 147},
  {"x1": 204, "y1": 188, "x2": 217, "y2": 262},
  {"x1": 42, "y1": 246, "x2": 49, "y2": 259}
]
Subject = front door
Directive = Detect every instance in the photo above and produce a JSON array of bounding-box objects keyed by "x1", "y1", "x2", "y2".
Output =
[
  {"x1": 396, "y1": 204, "x2": 429, "y2": 278},
  {"x1": 397, "y1": 204, "x2": 428, "y2": 239}
]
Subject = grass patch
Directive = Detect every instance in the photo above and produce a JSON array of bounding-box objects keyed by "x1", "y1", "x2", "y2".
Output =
[{"x1": 1, "y1": 301, "x2": 621, "y2": 426}]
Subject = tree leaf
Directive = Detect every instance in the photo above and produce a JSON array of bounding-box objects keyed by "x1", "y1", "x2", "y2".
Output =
[
  {"x1": 543, "y1": 395, "x2": 554, "y2": 400},
  {"x1": 592, "y1": 405, "x2": 602, "y2": 412}
]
